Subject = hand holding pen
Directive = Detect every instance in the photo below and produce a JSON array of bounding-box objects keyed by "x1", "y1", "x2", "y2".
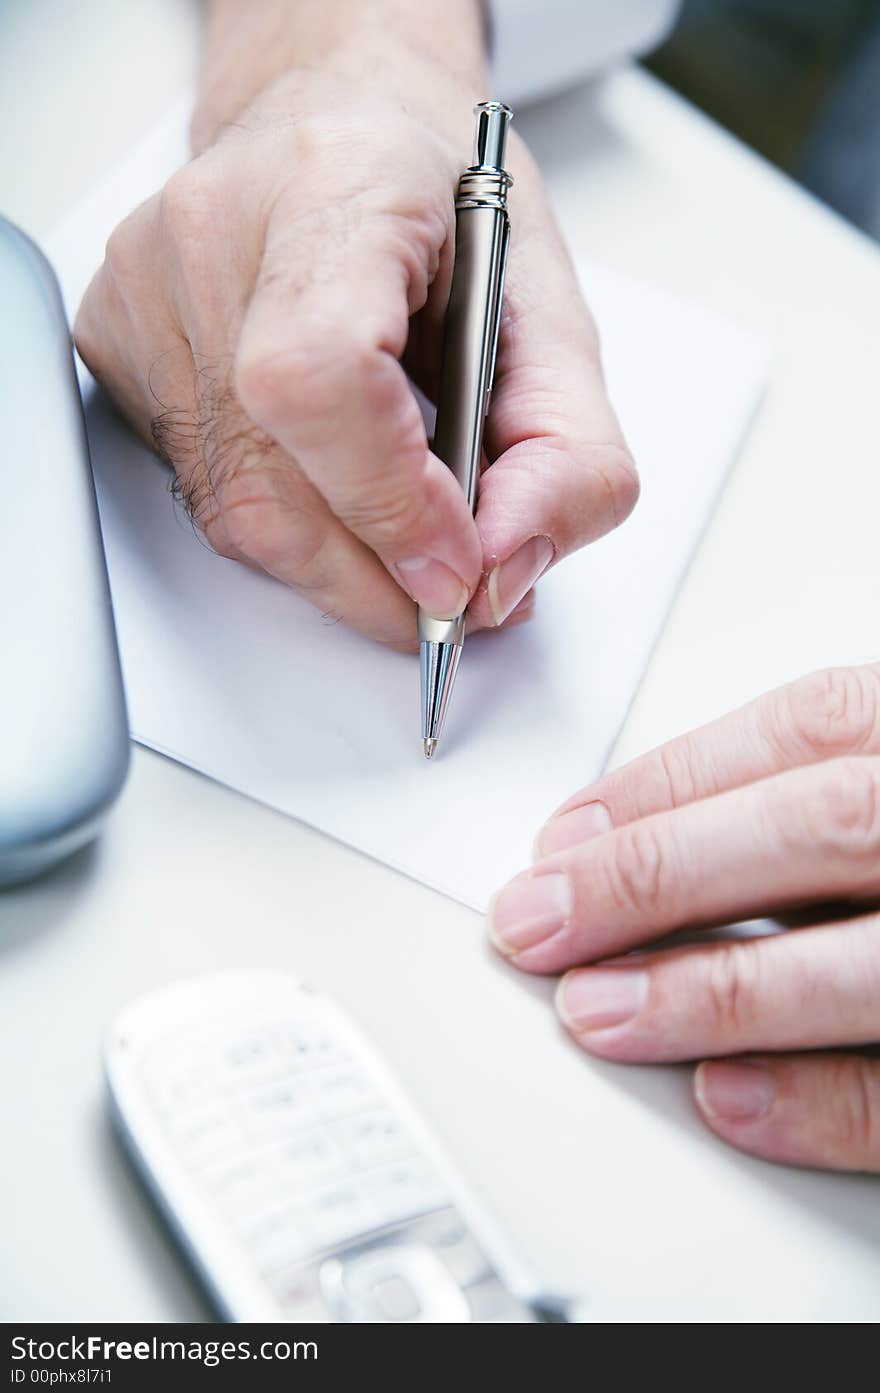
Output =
[{"x1": 74, "y1": 7, "x2": 637, "y2": 656}]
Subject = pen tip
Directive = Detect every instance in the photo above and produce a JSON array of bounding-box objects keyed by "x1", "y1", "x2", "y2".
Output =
[{"x1": 423, "y1": 738, "x2": 437, "y2": 760}]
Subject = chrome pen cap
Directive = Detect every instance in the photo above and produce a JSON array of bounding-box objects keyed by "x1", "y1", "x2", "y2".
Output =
[{"x1": 471, "y1": 100, "x2": 513, "y2": 171}]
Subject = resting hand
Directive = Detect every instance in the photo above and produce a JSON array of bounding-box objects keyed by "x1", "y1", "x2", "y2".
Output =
[
  {"x1": 490, "y1": 663, "x2": 880, "y2": 1172},
  {"x1": 74, "y1": 0, "x2": 636, "y2": 646}
]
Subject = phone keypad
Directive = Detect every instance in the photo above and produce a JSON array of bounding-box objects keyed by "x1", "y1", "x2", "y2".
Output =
[{"x1": 138, "y1": 1016, "x2": 530, "y2": 1322}]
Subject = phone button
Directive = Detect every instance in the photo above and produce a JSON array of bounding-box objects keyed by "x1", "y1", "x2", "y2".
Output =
[
  {"x1": 371, "y1": 1275, "x2": 421, "y2": 1322},
  {"x1": 320, "y1": 1243, "x2": 470, "y2": 1323}
]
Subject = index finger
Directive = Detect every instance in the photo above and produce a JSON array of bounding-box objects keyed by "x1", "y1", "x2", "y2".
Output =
[
  {"x1": 235, "y1": 207, "x2": 483, "y2": 623},
  {"x1": 537, "y1": 663, "x2": 880, "y2": 856},
  {"x1": 491, "y1": 753, "x2": 880, "y2": 974}
]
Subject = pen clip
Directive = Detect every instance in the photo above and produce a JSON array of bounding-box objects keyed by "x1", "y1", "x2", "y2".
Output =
[{"x1": 485, "y1": 215, "x2": 511, "y2": 406}]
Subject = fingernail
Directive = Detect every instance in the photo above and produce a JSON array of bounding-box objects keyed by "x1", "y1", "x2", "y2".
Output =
[
  {"x1": 695, "y1": 1061, "x2": 774, "y2": 1122},
  {"x1": 487, "y1": 536, "x2": 554, "y2": 626},
  {"x1": 507, "y1": 588, "x2": 536, "y2": 620},
  {"x1": 393, "y1": 557, "x2": 469, "y2": 619},
  {"x1": 536, "y1": 801, "x2": 612, "y2": 857},
  {"x1": 503, "y1": 603, "x2": 535, "y2": 631},
  {"x1": 556, "y1": 966, "x2": 648, "y2": 1033},
  {"x1": 488, "y1": 870, "x2": 572, "y2": 955}
]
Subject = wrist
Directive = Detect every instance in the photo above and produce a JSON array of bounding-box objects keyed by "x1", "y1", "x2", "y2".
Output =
[{"x1": 192, "y1": 0, "x2": 489, "y2": 154}]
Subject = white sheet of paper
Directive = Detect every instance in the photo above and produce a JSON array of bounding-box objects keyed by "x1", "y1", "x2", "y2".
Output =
[{"x1": 44, "y1": 101, "x2": 767, "y2": 911}]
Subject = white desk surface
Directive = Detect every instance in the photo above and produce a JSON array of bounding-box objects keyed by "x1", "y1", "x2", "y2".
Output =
[{"x1": 3, "y1": 1, "x2": 880, "y2": 1323}]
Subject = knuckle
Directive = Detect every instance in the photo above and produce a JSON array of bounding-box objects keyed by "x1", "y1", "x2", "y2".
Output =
[
  {"x1": 234, "y1": 349, "x2": 292, "y2": 422},
  {"x1": 210, "y1": 477, "x2": 322, "y2": 576},
  {"x1": 208, "y1": 489, "x2": 269, "y2": 560},
  {"x1": 201, "y1": 509, "x2": 236, "y2": 559},
  {"x1": 797, "y1": 757, "x2": 880, "y2": 860},
  {"x1": 235, "y1": 333, "x2": 370, "y2": 429},
  {"x1": 833, "y1": 1057, "x2": 880, "y2": 1164},
  {"x1": 606, "y1": 820, "x2": 670, "y2": 919},
  {"x1": 338, "y1": 480, "x2": 424, "y2": 546},
  {"x1": 654, "y1": 738, "x2": 702, "y2": 810},
  {"x1": 573, "y1": 442, "x2": 640, "y2": 531},
  {"x1": 159, "y1": 166, "x2": 211, "y2": 241},
  {"x1": 702, "y1": 944, "x2": 758, "y2": 1036},
  {"x1": 602, "y1": 443, "x2": 640, "y2": 524},
  {"x1": 780, "y1": 666, "x2": 880, "y2": 759},
  {"x1": 103, "y1": 212, "x2": 140, "y2": 280}
]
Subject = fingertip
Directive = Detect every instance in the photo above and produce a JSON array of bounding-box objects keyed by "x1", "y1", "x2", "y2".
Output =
[
  {"x1": 376, "y1": 448, "x2": 482, "y2": 602},
  {"x1": 392, "y1": 556, "x2": 469, "y2": 619},
  {"x1": 486, "y1": 867, "x2": 574, "y2": 974},
  {"x1": 486, "y1": 535, "x2": 554, "y2": 626},
  {"x1": 466, "y1": 580, "x2": 536, "y2": 635},
  {"x1": 502, "y1": 587, "x2": 536, "y2": 624},
  {"x1": 535, "y1": 801, "x2": 613, "y2": 858},
  {"x1": 553, "y1": 971, "x2": 577, "y2": 1031},
  {"x1": 694, "y1": 1053, "x2": 880, "y2": 1172},
  {"x1": 694, "y1": 1058, "x2": 775, "y2": 1127}
]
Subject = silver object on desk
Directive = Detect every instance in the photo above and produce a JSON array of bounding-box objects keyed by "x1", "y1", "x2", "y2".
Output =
[
  {"x1": 105, "y1": 970, "x2": 575, "y2": 1323},
  {"x1": 419, "y1": 101, "x2": 513, "y2": 758},
  {"x1": 0, "y1": 218, "x2": 128, "y2": 886}
]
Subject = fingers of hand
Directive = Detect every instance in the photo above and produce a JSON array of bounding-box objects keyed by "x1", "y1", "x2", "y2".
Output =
[
  {"x1": 496, "y1": 660, "x2": 880, "y2": 1177},
  {"x1": 75, "y1": 196, "x2": 420, "y2": 644},
  {"x1": 554, "y1": 915, "x2": 880, "y2": 1062},
  {"x1": 467, "y1": 145, "x2": 638, "y2": 629},
  {"x1": 76, "y1": 124, "x2": 644, "y2": 639},
  {"x1": 200, "y1": 439, "x2": 418, "y2": 644},
  {"x1": 74, "y1": 193, "x2": 182, "y2": 436},
  {"x1": 538, "y1": 663, "x2": 880, "y2": 852},
  {"x1": 78, "y1": 122, "x2": 481, "y2": 634},
  {"x1": 235, "y1": 206, "x2": 482, "y2": 622},
  {"x1": 694, "y1": 1053, "x2": 880, "y2": 1172},
  {"x1": 489, "y1": 755, "x2": 880, "y2": 973},
  {"x1": 236, "y1": 329, "x2": 480, "y2": 619}
]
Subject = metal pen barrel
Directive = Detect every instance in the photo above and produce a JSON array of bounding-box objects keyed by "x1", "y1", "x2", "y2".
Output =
[{"x1": 418, "y1": 102, "x2": 513, "y2": 758}]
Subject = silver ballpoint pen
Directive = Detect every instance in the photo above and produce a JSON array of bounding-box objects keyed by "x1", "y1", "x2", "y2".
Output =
[{"x1": 419, "y1": 100, "x2": 513, "y2": 759}]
